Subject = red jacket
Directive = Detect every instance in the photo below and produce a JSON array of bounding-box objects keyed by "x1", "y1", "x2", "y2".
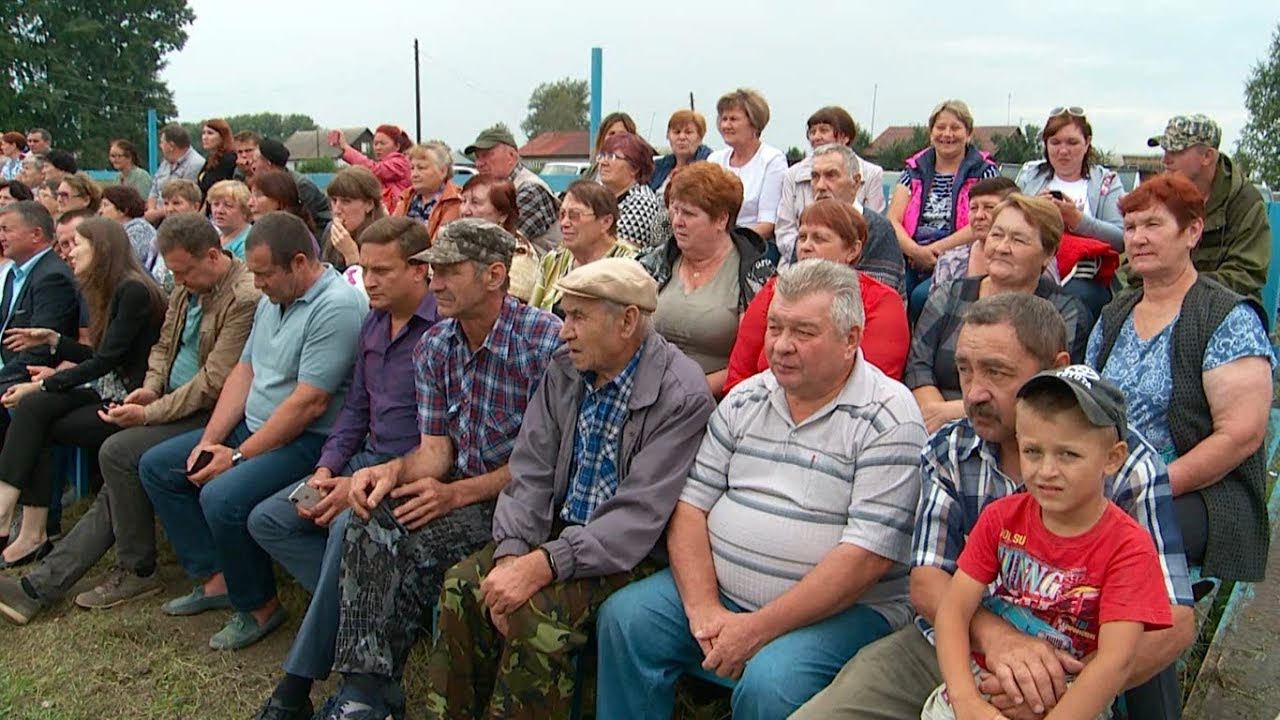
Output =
[
  {"x1": 340, "y1": 147, "x2": 412, "y2": 213},
  {"x1": 724, "y1": 272, "x2": 909, "y2": 392}
]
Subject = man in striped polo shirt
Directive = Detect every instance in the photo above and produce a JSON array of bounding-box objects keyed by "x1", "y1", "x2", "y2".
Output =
[{"x1": 596, "y1": 259, "x2": 928, "y2": 720}]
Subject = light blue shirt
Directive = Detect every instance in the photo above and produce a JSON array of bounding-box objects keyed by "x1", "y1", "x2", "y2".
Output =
[
  {"x1": 240, "y1": 265, "x2": 367, "y2": 434},
  {"x1": 222, "y1": 225, "x2": 251, "y2": 260},
  {"x1": 168, "y1": 299, "x2": 203, "y2": 391}
]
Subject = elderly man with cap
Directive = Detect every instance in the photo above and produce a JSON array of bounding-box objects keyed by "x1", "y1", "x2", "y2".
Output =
[
  {"x1": 1127, "y1": 113, "x2": 1272, "y2": 302},
  {"x1": 307, "y1": 218, "x2": 563, "y2": 720},
  {"x1": 465, "y1": 126, "x2": 563, "y2": 253},
  {"x1": 254, "y1": 137, "x2": 334, "y2": 234},
  {"x1": 422, "y1": 257, "x2": 716, "y2": 719}
]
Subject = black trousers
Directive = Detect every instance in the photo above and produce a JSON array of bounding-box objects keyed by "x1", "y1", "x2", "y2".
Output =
[
  {"x1": 0, "y1": 388, "x2": 117, "y2": 508},
  {"x1": 1173, "y1": 491, "x2": 1209, "y2": 568}
]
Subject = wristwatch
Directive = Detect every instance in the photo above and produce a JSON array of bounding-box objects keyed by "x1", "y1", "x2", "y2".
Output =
[
  {"x1": 538, "y1": 546, "x2": 557, "y2": 578},
  {"x1": 230, "y1": 450, "x2": 246, "y2": 466}
]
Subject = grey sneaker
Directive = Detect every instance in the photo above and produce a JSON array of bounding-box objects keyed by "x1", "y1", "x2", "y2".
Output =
[
  {"x1": 208, "y1": 607, "x2": 287, "y2": 651},
  {"x1": 74, "y1": 568, "x2": 163, "y2": 610},
  {"x1": 0, "y1": 574, "x2": 42, "y2": 625}
]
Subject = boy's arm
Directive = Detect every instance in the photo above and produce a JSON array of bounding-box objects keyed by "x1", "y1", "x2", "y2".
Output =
[
  {"x1": 1045, "y1": 621, "x2": 1143, "y2": 720},
  {"x1": 936, "y1": 570, "x2": 1006, "y2": 719}
]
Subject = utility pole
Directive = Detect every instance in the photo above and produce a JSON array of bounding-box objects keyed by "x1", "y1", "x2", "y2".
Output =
[
  {"x1": 413, "y1": 40, "x2": 423, "y2": 143},
  {"x1": 689, "y1": 92, "x2": 695, "y2": 111},
  {"x1": 589, "y1": 48, "x2": 602, "y2": 152},
  {"x1": 869, "y1": 84, "x2": 878, "y2": 139}
]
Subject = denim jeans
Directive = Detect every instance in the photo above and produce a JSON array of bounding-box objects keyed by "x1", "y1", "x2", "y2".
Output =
[
  {"x1": 138, "y1": 421, "x2": 326, "y2": 611},
  {"x1": 595, "y1": 568, "x2": 892, "y2": 720},
  {"x1": 246, "y1": 447, "x2": 397, "y2": 679}
]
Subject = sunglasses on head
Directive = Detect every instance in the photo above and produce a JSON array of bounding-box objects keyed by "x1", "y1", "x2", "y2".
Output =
[{"x1": 1049, "y1": 106, "x2": 1086, "y2": 118}]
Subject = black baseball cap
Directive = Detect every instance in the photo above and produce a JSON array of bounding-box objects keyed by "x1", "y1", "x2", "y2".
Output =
[{"x1": 1017, "y1": 365, "x2": 1127, "y2": 439}]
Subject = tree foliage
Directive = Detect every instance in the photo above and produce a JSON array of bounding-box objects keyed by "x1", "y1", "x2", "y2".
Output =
[
  {"x1": 851, "y1": 128, "x2": 873, "y2": 154},
  {"x1": 785, "y1": 146, "x2": 805, "y2": 166},
  {"x1": 180, "y1": 113, "x2": 320, "y2": 145},
  {"x1": 872, "y1": 126, "x2": 929, "y2": 171},
  {"x1": 1237, "y1": 23, "x2": 1280, "y2": 187},
  {"x1": 0, "y1": 0, "x2": 194, "y2": 169},
  {"x1": 521, "y1": 78, "x2": 588, "y2": 139},
  {"x1": 991, "y1": 124, "x2": 1042, "y2": 164}
]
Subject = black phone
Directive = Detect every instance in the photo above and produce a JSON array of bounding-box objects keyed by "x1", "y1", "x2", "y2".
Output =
[
  {"x1": 1048, "y1": 190, "x2": 1065, "y2": 200},
  {"x1": 187, "y1": 450, "x2": 214, "y2": 476},
  {"x1": 100, "y1": 402, "x2": 115, "y2": 414}
]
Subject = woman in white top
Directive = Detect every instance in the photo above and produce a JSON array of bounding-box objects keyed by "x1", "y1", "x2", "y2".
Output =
[{"x1": 707, "y1": 88, "x2": 787, "y2": 240}]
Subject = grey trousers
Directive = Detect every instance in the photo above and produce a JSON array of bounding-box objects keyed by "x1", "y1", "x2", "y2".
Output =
[
  {"x1": 790, "y1": 625, "x2": 941, "y2": 720},
  {"x1": 24, "y1": 414, "x2": 210, "y2": 604}
]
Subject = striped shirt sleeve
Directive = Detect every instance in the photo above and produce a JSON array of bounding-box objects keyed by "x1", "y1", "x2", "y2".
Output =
[
  {"x1": 842, "y1": 405, "x2": 927, "y2": 562},
  {"x1": 679, "y1": 400, "x2": 735, "y2": 511}
]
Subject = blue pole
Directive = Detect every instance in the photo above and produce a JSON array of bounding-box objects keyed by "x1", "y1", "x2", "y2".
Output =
[
  {"x1": 589, "y1": 47, "x2": 602, "y2": 158},
  {"x1": 146, "y1": 108, "x2": 158, "y2": 175}
]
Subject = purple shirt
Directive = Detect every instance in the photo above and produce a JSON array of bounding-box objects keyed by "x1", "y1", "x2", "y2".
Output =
[{"x1": 316, "y1": 292, "x2": 440, "y2": 473}]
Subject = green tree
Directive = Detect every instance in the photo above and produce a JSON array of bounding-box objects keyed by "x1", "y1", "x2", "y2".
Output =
[
  {"x1": 851, "y1": 128, "x2": 873, "y2": 154},
  {"x1": 872, "y1": 126, "x2": 930, "y2": 171},
  {"x1": 180, "y1": 113, "x2": 320, "y2": 144},
  {"x1": 785, "y1": 146, "x2": 805, "y2": 166},
  {"x1": 0, "y1": 0, "x2": 194, "y2": 169},
  {"x1": 521, "y1": 78, "x2": 588, "y2": 139},
  {"x1": 1237, "y1": 24, "x2": 1280, "y2": 186},
  {"x1": 991, "y1": 124, "x2": 1042, "y2": 164}
]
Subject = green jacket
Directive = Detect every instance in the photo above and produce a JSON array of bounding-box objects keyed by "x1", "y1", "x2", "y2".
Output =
[{"x1": 1121, "y1": 155, "x2": 1272, "y2": 303}]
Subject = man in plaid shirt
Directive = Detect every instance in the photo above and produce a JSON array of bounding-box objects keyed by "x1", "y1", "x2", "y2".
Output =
[
  {"x1": 794, "y1": 294, "x2": 1196, "y2": 720},
  {"x1": 423, "y1": 257, "x2": 715, "y2": 718},
  {"x1": 303, "y1": 219, "x2": 562, "y2": 720}
]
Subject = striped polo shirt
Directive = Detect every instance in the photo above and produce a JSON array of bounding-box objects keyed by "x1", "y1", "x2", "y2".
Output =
[{"x1": 680, "y1": 352, "x2": 927, "y2": 629}]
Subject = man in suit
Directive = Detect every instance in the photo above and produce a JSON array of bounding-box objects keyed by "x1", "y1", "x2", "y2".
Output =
[{"x1": 0, "y1": 201, "x2": 80, "y2": 405}]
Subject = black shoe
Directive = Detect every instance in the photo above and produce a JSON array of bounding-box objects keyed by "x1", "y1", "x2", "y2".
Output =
[
  {"x1": 253, "y1": 695, "x2": 313, "y2": 720},
  {"x1": 0, "y1": 535, "x2": 8, "y2": 553},
  {"x1": 0, "y1": 540, "x2": 52, "y2": 569}
]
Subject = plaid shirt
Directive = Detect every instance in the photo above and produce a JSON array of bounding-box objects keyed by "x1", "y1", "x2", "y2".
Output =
[
  {"x1": 911, "y1": 418, "x2": 1193, "y2": 639},
  {"x1": 511, "y1": 165, "x2": 559, "y2": 241},
  {"x1": 559, "y1": 345, "x2": 643, "y2": 525},
  {"x1": 414, "y1": 295, "x2": 562, "y2": 479}
]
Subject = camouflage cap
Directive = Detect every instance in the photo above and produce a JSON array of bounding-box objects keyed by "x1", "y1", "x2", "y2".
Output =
[
  {"x1": 409, "y1": 218, "x2": 515, "y2": 266},
  {"x1": 1147, "y1": 114, "x2": 1221, "y2": 152}
]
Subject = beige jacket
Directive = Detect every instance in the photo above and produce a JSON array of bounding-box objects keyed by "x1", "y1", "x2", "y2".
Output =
[{"x1": 141, "y1": 257, "x2": 261, "y2": 424}]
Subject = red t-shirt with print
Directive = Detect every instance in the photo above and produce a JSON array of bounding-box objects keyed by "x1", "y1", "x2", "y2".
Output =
[{"x1": 958, "y1": 493, "x2": 1173, "y2": 660}]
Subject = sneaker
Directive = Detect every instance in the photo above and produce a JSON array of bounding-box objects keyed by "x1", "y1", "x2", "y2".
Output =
[
  {"x1": 313, "y1": 676, "x2": 404, "y2": 720},
  {"x1": 162, "y1": 585, "x2": 233, "y2": 616},
  {"x1": 208, "y1": 607, "x2": 287, "y2": 651},
  {"x1": 74, "y1": 568, "x2": 163, "y2": 610},
  {"x1": 0, "y1": 574, "x2": 43, "y2": 625},
  {"x1": 253, "y1": 695, "x2": 313, "y2": 720}
]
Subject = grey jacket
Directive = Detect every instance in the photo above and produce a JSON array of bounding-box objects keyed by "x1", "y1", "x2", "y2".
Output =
[
  {"x1": 1014, "y1": 160, "x2": 1126, "y2": 250},
  {"x1": 492, "y1": 332, "x2": 715, "y2": 580}
]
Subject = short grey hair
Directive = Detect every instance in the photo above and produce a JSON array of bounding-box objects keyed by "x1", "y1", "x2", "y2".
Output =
[
  {"x1": 774, "y1": 258, "x2": 865, "y2": 334},
  {"x1": 415, "y1": 141, "x2": 454, "y2": 176},
  {"x1": 812, "y1": 143, "x2": 860, "y2": 179}
]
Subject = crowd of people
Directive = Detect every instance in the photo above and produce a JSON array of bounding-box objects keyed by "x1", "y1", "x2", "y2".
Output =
[{"x1": 0, "y1": 92, "x2": 1273, "y2": 720}]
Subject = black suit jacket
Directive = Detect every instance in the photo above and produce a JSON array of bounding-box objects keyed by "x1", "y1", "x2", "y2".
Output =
[{"x1": 0, "y1": 249, "x2": 80, "y2": 391}]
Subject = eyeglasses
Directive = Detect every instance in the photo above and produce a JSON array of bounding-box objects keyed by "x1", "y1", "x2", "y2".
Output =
[
  {"x1": 1049, "y1": 106, "x2": 1086, "y2": 118},
  {"x1": 596, "y1": 152, "x2": 625, "y2": 163},
  {"x1": 558, "y1": 209, "x2": 596, "y2": 223},
  {"x1": 56, "y1": 191, "x2": 81, "y2": 200}
]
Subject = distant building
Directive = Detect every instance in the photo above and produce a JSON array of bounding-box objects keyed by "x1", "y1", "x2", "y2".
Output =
[
  {"x1": 519, "y1": 131, "x2": 590, "y2": 172},
  {"x1": 863, "y1": 125, "x2": 1025, "y2": 162},
  {"x1": 284, "y1": 127, "x2": 373, "y2": 170}
]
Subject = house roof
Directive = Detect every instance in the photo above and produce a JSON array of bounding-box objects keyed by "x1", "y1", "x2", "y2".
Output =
[
  {"x1": 284, "y1": 127, "x2": 371, "y2": 161},
  {"x1": 864, "y1": 125, "x2": 1024, "y2": 158},
  {"x1": 519, "y1": 131, "x2": 589, "y2": 159}
]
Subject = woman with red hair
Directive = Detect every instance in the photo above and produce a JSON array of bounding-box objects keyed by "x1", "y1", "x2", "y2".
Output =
[
  {"x1": 1087, "y1": 173, "x2": 1274, "y2": 583},
  {"x1": 725, "y1": 199, "x2": 908, "y2": 392},
  {"x1": 328, "y1": 124, "x2": 412, "y2": 213},
  {"x1": 197, "y1": 118, "x2": 237, "y2": 198}
]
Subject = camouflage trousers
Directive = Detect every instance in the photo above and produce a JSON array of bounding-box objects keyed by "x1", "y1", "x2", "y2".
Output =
[
  {"x1": 424, "y1": 541, "x2": 656, "y2": 720},
  {"x1": 332, "y1": 498, "x2": 494, "y2": 680}
]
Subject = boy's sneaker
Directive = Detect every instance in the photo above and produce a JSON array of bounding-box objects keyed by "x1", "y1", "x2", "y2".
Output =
[
  {"x1": 74, "y1": 568, "x2": 163, "y2": 609},
  {"x1": 0, "y1": 575, "x2": 42, "y2": 625}
]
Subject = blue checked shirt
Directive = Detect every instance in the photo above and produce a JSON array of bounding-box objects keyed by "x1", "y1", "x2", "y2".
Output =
[
  {"x1": 414, "y1": 295, "x2": 562, "y2": 479},
  {"x1": 911, "y1": 419, "x2": 1193, "y2": 641},
  {"x1": 559, "y1": 345, "x2": 643, "y2": 525}
]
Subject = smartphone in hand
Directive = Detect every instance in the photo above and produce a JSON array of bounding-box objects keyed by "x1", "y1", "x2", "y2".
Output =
[
  {"x1": 288, "y1": 483, "x2": 324, "y2": 512},
  {"x1": 1048, "y1": 190, "x2": 1065, "y2": 200},
  {"x1": 186, "y1": 450, "x2": 214, "y2": 477}
]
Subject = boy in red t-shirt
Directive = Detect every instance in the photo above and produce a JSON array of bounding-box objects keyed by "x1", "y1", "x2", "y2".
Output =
[{"x1": 927, "y1": 365, "x2": 1174, "y2": 720}]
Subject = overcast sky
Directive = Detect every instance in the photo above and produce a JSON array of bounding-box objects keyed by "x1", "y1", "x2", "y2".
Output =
[{"x1": 164, "y1": 0, "x2": 1278, "y2": 157}]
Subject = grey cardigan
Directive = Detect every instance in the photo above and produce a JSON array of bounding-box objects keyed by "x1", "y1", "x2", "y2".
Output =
[
  {"x1": 1014, "y1": 160, "x2": 1126, "y2": 251},
  {"x1": 492, "y1": 331, "x2": 715, "y2": 581}
]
